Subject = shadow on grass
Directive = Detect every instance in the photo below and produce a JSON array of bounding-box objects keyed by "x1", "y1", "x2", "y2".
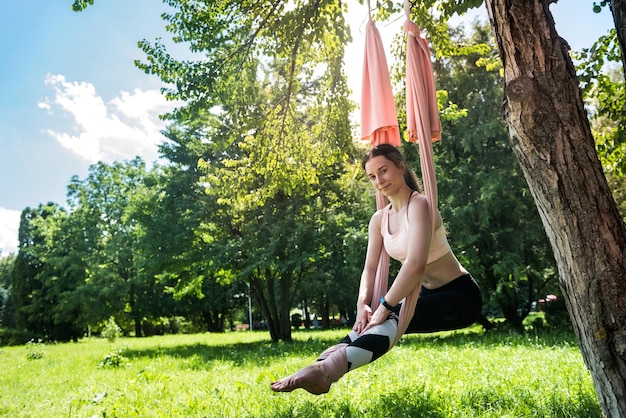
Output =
[
  {"x1": 120, "y1": 325, "x2": 579, "y2": 371},
  {"x1": 396, "y1": 324, "x2": 580, "y2": 350},
  {"x1": 121, "y1": 333, "x2": 343, "y2": 369}
]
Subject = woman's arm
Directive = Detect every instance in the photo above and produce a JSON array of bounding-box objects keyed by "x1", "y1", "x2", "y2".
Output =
[
  {"x1": 363, "y1": 195, "x2": 432, "y2": 332},
  {"x1": 353, "y1": 210, "x2": 384, "y2": 333}
]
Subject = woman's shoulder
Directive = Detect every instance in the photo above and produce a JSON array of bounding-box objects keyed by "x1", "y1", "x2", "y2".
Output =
[
  {"x1": 371, "y1": 206, "x2": 386, "y2": 221},
  {"x1": 369, "y1": 205, "x2": 388, "y2": 228},
  {"x1": 408, "y1": 192, "x2": 442, "y2": 226},
  {"x1": 408, "y1": 192, "x2": 429, "y2": 207},
  {"x1": 407, "y1": 193, "x2": 432, "y2": 220}
]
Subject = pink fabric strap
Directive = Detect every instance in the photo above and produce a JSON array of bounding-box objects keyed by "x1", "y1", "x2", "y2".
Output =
[
  {"x1": 371, "y1": 189, "x2": 390, "y2": 312},
  {"x1": 367, "y1": 5, "x2": 442, "y2": 347},
  {"x1": 393, "y1": 11, "x2": 442, "y2": 346},
  {"x1": 320, "y1": 345, "x2": 348, "y2": 383},
  {"x1": 316, "y1": 342, "x2": 348, "y2": 361}
]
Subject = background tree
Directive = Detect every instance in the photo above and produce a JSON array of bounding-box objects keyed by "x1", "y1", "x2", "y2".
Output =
[
  {"x1": 307, "y1": 199, "x2": 370, "y2": 329},
  {"x1": 137, "y1": 0, "x2": 358, "y2": 341},
  {"x1": 137, "y1": 109, "x2": 251, "y2": 333},
  {"x1": 10, "y1": 203, "x2": 84, "y2": 340},
  {"x1": 0, "y1": 254, "x2": 16, "y2": 329},
  {"x1": 575, "y1": 29, "x2": 626, "y2": 175},
  {"x1": 606, "y1": 0, "x2": 626, "y2": 75},
  {"x1": 37, "y1": 204, "x2": 90, "y2": 341},
  {"x1": 66, "y1": 158, "x2": 158, "y2": 336}
]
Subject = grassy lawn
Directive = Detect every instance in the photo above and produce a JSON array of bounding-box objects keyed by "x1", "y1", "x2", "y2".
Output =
[{"x1": 0, "y1": 324, "x2": 601, "y2": 417}]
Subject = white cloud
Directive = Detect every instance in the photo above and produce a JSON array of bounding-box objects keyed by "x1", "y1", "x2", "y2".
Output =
[
  {"x1": 39, "y1": 74, "x2": 179, "y2": 164},
  {"x1": 0, "y1": 208, "x2": 21, "y2": 257}
]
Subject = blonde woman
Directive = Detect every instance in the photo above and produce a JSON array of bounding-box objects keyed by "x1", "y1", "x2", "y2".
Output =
[{"x1": 271, "y1": 144, "x2": 482, "y2": 394}]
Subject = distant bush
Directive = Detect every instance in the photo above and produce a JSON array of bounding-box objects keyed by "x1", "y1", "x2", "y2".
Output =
[
  {"x1": 25, "y1": 339, "x2": 45, "y2": 360},
  {"x1": 141, "y1": 316, "x2": 189, "y2": 336},
  {"x1": 102, "y1": 318, "x2": 122, "y2": 342},
  {"x1": 98, "y1": 349, "x2": 129, "y2": 368},
  {"x1": 0, "y1": 328, "x2": 39, "y2": 346}
]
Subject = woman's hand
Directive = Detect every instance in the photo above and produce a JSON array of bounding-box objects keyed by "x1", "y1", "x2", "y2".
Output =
[
  {"x1": 363, "y1": 304, "x2": 389, "y2": 333},
  {"x1": 353, "y1": 304, "x2": 372, "y2": 334}
]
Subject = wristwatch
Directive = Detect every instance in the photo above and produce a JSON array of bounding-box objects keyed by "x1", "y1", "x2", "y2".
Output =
[{"x1": 379, "y1": 296, "x2": 397, "y2": 310}]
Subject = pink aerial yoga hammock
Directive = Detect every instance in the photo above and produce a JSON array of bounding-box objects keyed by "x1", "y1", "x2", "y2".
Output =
[
  {"x1": 361, "y1": 0, "x2": 442, "y2": 347},
  {"x1": 359, "y1": 0, "x2": 400, "y2": 339},
  {"x1": 317, "y1": 1, "x2": 442, "y2": 383}
]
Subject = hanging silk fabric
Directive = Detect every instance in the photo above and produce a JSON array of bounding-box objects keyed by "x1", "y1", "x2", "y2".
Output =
[
  {"x1": 360, "y1": 0, "x2": 442, "y2": 347},
  {"x1": 360, "y1": 5, "x2": 401, "y2": 148},
  {"x1": 360, "y1": 0, "x2": 401, "y2": 326}
]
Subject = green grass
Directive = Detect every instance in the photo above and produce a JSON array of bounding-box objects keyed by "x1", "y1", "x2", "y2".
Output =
[{"x1": 0, "y1": 325, "x2": 601, "y2": 417}]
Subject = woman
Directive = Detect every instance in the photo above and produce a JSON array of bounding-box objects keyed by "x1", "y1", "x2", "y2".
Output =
[{"x1": 271, "y1": 144, "x2": 482, "y2": 394}]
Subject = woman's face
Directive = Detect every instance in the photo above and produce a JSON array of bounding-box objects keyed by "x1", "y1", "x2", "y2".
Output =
[{"x1": 364, "y1": 155, "x2": 404, "y2": 196}]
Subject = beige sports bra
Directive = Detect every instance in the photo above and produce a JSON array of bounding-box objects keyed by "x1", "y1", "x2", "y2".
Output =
[{"x1": 380, "y1": 193, "x2": 451, "y2": 264}]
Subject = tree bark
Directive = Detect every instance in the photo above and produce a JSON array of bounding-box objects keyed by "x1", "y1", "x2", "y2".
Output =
[
  {"x1": 278, "y1": 271, "x2": 293, "y2": 341},
  {"x1": 134, "y1": 318, "x2": 142, "y2": 338},
  {"x1": 485, "y1": 1, "x2": 626, "y2": 416},
  {"x1": 251, "y1": 275, "x2": 279, "y2": 341}
]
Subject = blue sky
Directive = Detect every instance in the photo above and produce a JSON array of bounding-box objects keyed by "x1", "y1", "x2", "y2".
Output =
[{"x1": 0, "y1": 1, "x2": 614, "y2": 256}]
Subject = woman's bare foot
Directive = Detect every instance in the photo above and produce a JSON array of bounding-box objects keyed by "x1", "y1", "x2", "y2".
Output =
[{"x1": 270, "y1": 362, "x2": 332, "y2": 395}]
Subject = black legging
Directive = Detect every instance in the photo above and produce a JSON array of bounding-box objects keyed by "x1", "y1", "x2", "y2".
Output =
[
  {"x1": 404, "y1": 273, "x2": 482, "y2": 333},
  {"x1": 331, "y1": 274, "x2": 482, "y2": 372}
]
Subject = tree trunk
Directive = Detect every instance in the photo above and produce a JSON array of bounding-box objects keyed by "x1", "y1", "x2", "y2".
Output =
[
  {"x1": 485, "y1": 1, "x2": 626, "y2": 416},
  {"x1": 303, "y1": 299, "x2": 311, "y2": 329},
  {"x1": 475, "y1": 313, "x2": 495, "y2": 331},
  {"x1": 134, "y1": 317, "x2": 142, "y2": 337},
  {"x1": 321, "y1": 298, "x2": 330, "y2": 329},
  {"x1": 129, "y1": 287, "x2": 143, "y2": 337},
  {"x1": 499, "y1": 302, "x2": 524, "y2": 333},
  {"x1": 201, "y1": 310, "x2": 225, "y2": 333},
  {"x1": 278, "y1": 272, "x2": 293, "y2": 341},
  {"x1": 252, "y1": 272, "x2": 293, "y2": 342},
  {"x1": 251, "y1": 276, "x2": 279, "y2": 341}
]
